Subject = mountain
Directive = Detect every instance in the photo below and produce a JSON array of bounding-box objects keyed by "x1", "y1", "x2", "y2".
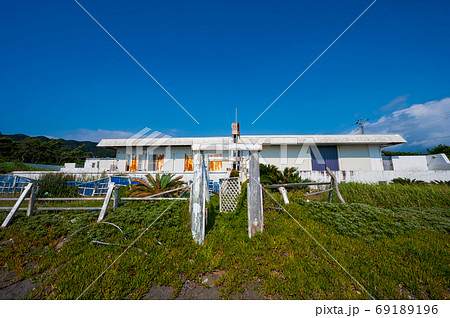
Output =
[{"x1": 0, "y1": 133, "x2": 115, "y2": 158}]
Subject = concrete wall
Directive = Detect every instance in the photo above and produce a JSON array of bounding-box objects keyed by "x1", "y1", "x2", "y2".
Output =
[
  {"x1": 392, "y1": 156, "x2": 428, "y2": 171},
  {"x1": 61, "y1": 159, "x2": 118, "y2": 174},
  {"x1": 368, "y1": 144, "x2": 383, "y2": 171},
  {"x1": 338, "y1": 145, "x2": 372, "y2": 171},
  {"x1": 426, "y1": 153, "x2": 450, "y2": 170},
  {"x1": 296, "y1": 170, "x2": 450, "y2": 183}
]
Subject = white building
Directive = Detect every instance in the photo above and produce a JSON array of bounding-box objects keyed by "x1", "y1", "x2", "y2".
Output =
[{"x1": 91, "y1": 133, "x2": 450, "y2": 183}]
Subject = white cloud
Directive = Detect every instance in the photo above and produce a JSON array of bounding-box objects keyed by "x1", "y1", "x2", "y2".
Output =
[
  {"x1": 380, "y1": 94, "x2": 409, "y2": 111},
  {"x1": 361, "y1": 97, "x2": 450, "y2": 150},
  {"x1": 62, "y1": 128, "x2": 135, "y2": 142}
]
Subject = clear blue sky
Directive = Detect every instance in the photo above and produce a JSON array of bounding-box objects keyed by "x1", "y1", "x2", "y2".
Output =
[{"x1": 1, "y1": 0, "x2": 449, "y2": 150}]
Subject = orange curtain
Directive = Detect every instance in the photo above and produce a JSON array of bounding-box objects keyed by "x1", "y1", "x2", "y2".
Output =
[
  {"x1": 184, "y1": 154, "x2": 193, "y2": 171},
  {"x1": 129, "y1": 155, "x2": 138, "y2": 172},
  {"x1": 208, "y1": 153, "x2": 222, "y2": 171},
  {"x1": 156, "y1": 154, "x2": 164, "y2": 171}
]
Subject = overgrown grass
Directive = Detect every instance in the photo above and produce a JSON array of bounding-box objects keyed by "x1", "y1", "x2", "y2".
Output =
[
  {"x1": 313, "y1": 182, "x2": 450, "y2": 209},
  {"x1": 0, "y1": 182, "x2": 449, "y2": 300}
]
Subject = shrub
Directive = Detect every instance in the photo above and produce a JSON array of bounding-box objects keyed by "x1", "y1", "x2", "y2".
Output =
[
  {"x1": 259, "y1": 164, "x2": 311, "y2": 190},
  {"x1": 391, "y1": 177, "x2": 426, "y2": 185},
  {"x1": 37, "y1": 173, "x2": 78, "y2": 198}
]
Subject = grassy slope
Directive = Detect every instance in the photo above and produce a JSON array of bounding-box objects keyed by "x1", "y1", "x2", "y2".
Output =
[
  {"x1": 0, "y1": 184, "x2": 448, "y2": 300},
  {"x1": 333, "y1": 183, "x2": 450, "y2": 209}
]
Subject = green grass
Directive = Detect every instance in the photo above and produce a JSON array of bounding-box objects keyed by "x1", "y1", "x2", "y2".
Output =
[
  {"x1": 0, "y1": 183, "x2": 449, "y2": 300},
  {"x1": 312, "y1": 182, "x2": 450, "y2": 209}
]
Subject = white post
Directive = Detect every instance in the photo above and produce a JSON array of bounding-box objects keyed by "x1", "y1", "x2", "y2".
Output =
[
  {"x1": 98, "y1": 182, "x2": 115, "y2": 222},
  {"x1": 112, "y1": 186, "x2": 119, "y2": 211},
  {"x1": 27, "y1": 184, "x2": 39, "y2": 216},
  {"x1": 191, "y1": 151, "x2": 205, "y2": 244},
  {"x1": 1, "y1": 183, "x2": 33, "y2": 228},
  {"x1": 278, "y1": 186, "x2": 289, "y2": 204},
  {"x1": 247, "y1": 151, "x2": 263, "y2": 238}
]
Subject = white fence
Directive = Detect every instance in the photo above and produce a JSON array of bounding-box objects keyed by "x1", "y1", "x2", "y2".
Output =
[
  {"x1": 297, "y1": 170, "x2": 450, "y2": 183},
  {"x1": 219, "y1": 178, "x2": 241, "y2": 213}
]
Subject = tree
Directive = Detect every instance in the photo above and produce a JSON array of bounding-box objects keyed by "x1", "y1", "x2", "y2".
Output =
[
  {"x1": 259, "y1": 164, "x2": 310, "y2": 185},
  {"x1": 0, "y1": 137, "x2": 13, "y2": 160},
  {"x1": 427, "y1": 144, "x2": 450, "y2": 159}
]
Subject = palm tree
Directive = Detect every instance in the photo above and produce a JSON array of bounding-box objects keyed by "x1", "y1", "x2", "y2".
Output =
[
  {"x1": 259, "y1": 164, "x2": 283, "y2": 185},
  {"x1": 128, "y1": 173, "x2": 187, "y2": 197},
  {"x1": 259, "y1": 164, "x2": 310, "y2": 191}
]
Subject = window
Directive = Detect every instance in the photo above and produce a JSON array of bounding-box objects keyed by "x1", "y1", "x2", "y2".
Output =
[
  {"x1": 172, "y1": 153, "x2": 176, "y2": 171},
  {"x1": 127, "y1": 154, "x2": 138, "y2": 172},
  {"x1": 148, "y1": 154, "x2": 164, "y2": 171},
  {"x1": 148, "y1": 154, "x2": 157, "y2": 171},
  {"x1": 208, "y1": 153, "x2": 222, "y2": 171},
  {"x1": 91, "y1": 162, "x2": 95, "y2": 168},
  {"x1": 137, "y1": 154, "x2": 142, "y2": 171},
  {"x1": 184, "y1": 154, "x2": 193, "y2": 171},
  {"x1": 382, "y1": 156, "x2": 393, "y2": 171}
]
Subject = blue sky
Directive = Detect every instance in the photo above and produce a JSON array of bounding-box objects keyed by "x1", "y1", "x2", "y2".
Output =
[{"x1": 1, "y1": 0, "x2": 449, "y2": 151}]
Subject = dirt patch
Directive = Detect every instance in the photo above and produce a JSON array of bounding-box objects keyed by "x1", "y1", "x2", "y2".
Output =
[
  {"x1": 231, "y1": 279, "x2": 265, "y2": 300},
  {"x1": 200, "y1": 270, "x2": 226, "y2": 287},
  {"x1": 142, "y1": 285, "x2": 175, "y2": 300},
  {"x1": 55, "y1": 238, "x2": 70, "y2": 252},
  {"x1": 397, "y1": 284, "x2": 418, "y2": 300},
  {"x1": 0, "y1": 270, "x2": 19, "y2": 289},
  {"x1": 176, "y1": 280, "x2": 221, "y2": 300},
  {"x1": 0, "y1": 279, "x2": 42, "y2": 300}
]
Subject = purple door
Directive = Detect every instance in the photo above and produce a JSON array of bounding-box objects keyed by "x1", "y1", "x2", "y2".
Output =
[{"x1": 311, "y1": 146, "x2": 339, "y2": 171}]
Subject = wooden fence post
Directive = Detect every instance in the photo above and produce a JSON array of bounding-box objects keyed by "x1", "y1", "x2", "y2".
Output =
[
  {"x1": 112, "y1": 186, "x2": 119, "y2": 211},
  {"x1": 278, "y1": 186, "x2": 289, "y2": 204},
  {"x1": 27, "y1": 184, "x2": 39, "y2": 216},
  {"x1": 248, "y1": 151, "x2": 263, "y2": 238},
  {"x1": 328, "y1": 179, "x2": 334, "y2": 203},
  {"x1": 191, "y1": 151, "x2": 205, "y2": 244},
  {"x1": 1, "y1": 183, "x2": 33, "y2": 228},
  {"x1": 98, "y1": 182, "x2": 115, "y2": 222},
  {"x1": 326, "y1": 168, "x2": 345, "y2": 204}
]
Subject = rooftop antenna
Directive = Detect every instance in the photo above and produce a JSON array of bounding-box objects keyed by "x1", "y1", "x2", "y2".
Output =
[{"x1": 232, "y1": 108, "x2": 241, "y2": 170}]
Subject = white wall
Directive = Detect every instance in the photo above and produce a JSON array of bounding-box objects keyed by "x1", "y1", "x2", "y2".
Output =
[
  {"x1": 60, "y1": 159, "x2": 118, "y2": 174},
  {"x1": 260, "y1": 145, "x2": 280, "y2": 167},
  {"x1": 392, "y1": 156, "x2": 428, "y2": 171},
  {"x1": 368, "y1": 144, "x2": 383, "y2": 170},
  {"x1": 338, "y1": 145, "x2": 372, "y2": 170},
  {"x1": 426, "y1": 154, "x2": 450, "y2": 170},
  {"x1": 296, "y1": 170, "x2": 450, "y2": 183}
]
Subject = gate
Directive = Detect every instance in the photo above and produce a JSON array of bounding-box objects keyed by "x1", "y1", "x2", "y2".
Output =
[{"x1": 219, "y1": 177, "x2": 241, "y2": 213}]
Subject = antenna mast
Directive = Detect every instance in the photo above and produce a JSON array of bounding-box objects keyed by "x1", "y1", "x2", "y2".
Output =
[{"x1": 232, "y1": 108, "x2": 241, "y2": 170}]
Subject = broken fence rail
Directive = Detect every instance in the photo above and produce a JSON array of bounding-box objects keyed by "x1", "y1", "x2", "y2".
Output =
[
  {"x1": 0, "y1": 182, "x2": 188, "y2": 227},
  {"x1": 263, "y1": 168, "x2": 345, "y2": 204}
]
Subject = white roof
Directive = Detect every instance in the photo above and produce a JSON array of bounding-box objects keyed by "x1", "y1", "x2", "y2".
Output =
[{"x1": 97, "y1": 134, "x2": 406, "y2": 149}]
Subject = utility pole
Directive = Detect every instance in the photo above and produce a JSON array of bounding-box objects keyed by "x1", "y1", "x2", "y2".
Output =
[{"x1": 356, "y1": 118, "x2": 369, "y2": 135}]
